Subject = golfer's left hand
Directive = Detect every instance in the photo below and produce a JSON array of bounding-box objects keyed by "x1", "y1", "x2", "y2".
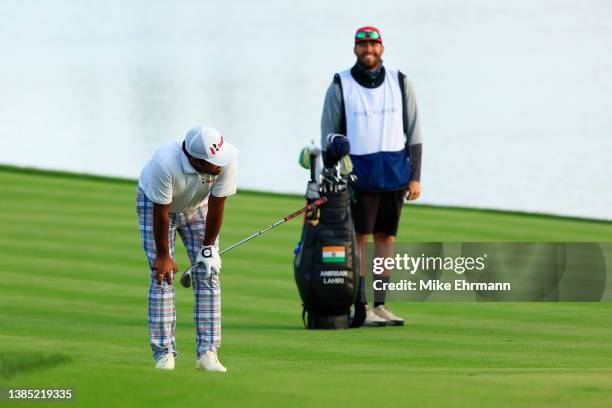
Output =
[
  {"x1": 196, "y1": 245, "x2": 222, "y2": 278},
  {"x1": 406, "y1": 181, "x2": 421, "y2": 201}
]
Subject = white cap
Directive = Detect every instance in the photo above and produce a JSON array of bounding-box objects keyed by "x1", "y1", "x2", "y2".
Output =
[{"x1": 184, "y1": 126, "x2": 238, "y2": 167}]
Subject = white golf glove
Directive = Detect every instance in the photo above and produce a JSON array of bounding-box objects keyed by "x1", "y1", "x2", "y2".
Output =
[{"x1": 196, "y1": 245, "x2": 222, "y2": 279}]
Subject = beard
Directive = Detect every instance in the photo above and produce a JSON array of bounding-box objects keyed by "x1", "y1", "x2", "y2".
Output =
[{"x1": 359, "y1": 54, "x2": 380, "y2": 70}]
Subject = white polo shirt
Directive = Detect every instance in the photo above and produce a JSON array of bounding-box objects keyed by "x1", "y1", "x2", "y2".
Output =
[{"x1": 138, "y1": 141, "x2": 237, "y2": 213}]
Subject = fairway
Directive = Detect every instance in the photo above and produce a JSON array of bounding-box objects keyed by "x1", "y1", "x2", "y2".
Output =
[{"x1": 1, "y1": 166, "x2": 612, "y2": 407}]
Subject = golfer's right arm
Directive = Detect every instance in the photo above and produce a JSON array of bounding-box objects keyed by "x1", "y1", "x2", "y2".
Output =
[{"x1": 152, "y1": 202, "x2": 178, "y2": 284}]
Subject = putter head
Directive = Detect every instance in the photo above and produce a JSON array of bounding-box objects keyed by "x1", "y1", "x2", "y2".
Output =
[{"x1": 180, "y1": 269, "x2": 192, "y2": 288}]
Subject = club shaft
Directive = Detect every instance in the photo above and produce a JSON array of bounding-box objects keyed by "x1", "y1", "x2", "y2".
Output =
[
  {"x1": 186, "y1": 196, "x2": 327, "y2": 272},
  {"x1": 219, "y1": 222, "x2": 281, "y2": 255}
]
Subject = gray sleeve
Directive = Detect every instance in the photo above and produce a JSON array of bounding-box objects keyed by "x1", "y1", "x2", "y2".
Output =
[
  {"x1": 320, "y1": 81, "x2": 343, "y2": 152},
  {"x1": 404, "y1": 76, "x2": 422, "y2": 181},
  {"x1": 404, "y1": 77, "x2": 421, "y2": 146}
]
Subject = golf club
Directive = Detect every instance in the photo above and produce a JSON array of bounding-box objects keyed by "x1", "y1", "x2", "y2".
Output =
[{"x1": 179, "y1": 196, "x2": 328, "y2": 288}]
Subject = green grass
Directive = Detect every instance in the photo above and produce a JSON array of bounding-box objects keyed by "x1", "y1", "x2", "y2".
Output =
[
  {"x1": 0, "y1": 352, "x2": 72, "y2": 379},
  {"x1": 1, "y1": 166, "x2": 612, "y2": 407}
]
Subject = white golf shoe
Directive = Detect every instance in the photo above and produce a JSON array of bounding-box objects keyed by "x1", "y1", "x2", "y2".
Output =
[
  {"x1": 196, "y1": 351, "x2": 227, "y2": 373},
  {"x1": 155, "y1": 353, "x2": 175, "y2": 370},
  {"x1": 364, "y1": 305, "x2": 387, "y2": 327},
  {"x1": 374, "y1": 304, "x2": 405, "y2": 326}
]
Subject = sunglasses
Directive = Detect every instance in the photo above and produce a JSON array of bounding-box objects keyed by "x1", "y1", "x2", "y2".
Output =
[{"x1": 355, "y1": 31, "x2": 381, "y2": 40}]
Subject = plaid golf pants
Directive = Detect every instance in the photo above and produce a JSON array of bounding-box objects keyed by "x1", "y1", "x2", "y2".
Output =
[{"x1": 136, "y1": 188, "x2": 221, "y2": 361}]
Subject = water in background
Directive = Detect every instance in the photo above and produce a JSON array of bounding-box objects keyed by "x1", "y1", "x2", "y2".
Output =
[{"x1": 1, "y1": 0, "x2": 611, "y2": 220}]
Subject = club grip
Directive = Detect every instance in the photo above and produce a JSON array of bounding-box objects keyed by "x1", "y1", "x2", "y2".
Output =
[{"x1": 284, "y1": 196, "x2": 327, "y2": 221}]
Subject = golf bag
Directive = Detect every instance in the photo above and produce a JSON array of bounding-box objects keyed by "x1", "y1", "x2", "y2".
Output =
[{"x1": 294, "y1": 190, "x2": 360, "y2": 329}]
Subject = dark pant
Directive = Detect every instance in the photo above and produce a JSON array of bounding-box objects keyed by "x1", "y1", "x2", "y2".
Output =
[{"x1": 350, "y1": 189, "x2": 406, "y2": 236}]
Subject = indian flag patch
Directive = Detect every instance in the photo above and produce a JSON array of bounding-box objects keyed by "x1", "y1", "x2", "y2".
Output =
[{"x1": 322, "y1": 246, "x2": 346, "y2": 263}]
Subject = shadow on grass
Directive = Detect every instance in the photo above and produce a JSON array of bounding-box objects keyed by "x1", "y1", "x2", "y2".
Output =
[
  {"x1": 0, "y1": 352, "x2": 73, "y2": 379},
  {"x1": 224, "y1": 322, "x2": 306, "y2": 331}
]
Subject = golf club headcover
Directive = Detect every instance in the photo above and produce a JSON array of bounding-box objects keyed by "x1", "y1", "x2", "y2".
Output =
[
  {"x1": 305, "y1": 180, "x2": 320, "y2": 200},
  {"x1": 298, "y1": 147, "x2": 312, "y2": 169},
  {"x1": 339, "y1": 155, "x2": 353, "y2": 176},
  {"x1": 323, "y1": 134, "x2": 350, "y2": 167},
  {"x1": 196, "y1": 245, "x2": 222, "y2": 279}
]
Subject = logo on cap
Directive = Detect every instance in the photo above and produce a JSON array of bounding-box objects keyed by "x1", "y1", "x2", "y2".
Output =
[{"x1": 209, "y1": 136, "x2": 224, "y2": 156}]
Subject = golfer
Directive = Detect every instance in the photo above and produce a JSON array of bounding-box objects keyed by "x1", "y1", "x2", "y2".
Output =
[
  {"x1": 321, "y1": 26, "x2": 422, "y2": 326},
  {"x1": 136, "y1": 125, "x2": 238, "y2": 372}
]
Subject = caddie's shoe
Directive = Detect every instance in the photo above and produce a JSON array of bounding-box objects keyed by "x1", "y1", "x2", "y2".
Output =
[
  {"x1": 155, "y1": 353, "x2": 175, "y2": 370},
  {"x1": 374, "y1": 305, "x2": 405, "y2": 326},
  {"x1": 364, "y1": 305, "x2": 387, "y2": 327},
  {"x1": 196, "y1": 351, "x2": 227, "y2": 373}
]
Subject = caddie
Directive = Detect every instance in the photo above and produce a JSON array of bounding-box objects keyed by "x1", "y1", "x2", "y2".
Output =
[
  {"x1": 321, "y1": 26, "x2": 422, "y2": 326},
  {"x1": 136, "y1": 125, "x2": 238, "y2": 372}
]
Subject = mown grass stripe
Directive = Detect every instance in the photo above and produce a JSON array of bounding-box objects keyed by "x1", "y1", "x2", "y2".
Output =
[{"x1": 2, "y1": 166, "x2": 612, "y2": 407}]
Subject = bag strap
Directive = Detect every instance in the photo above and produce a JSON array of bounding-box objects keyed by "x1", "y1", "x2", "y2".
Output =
[
  {"x1": 333, "y1": 73, "x2": 347, "y2": 136},
  {"x1": 397, "y1": 70, "x2": 408, "y2": 139},
  {"x1": 302, "y1": 305, "x2": 308, "y2": 329}
]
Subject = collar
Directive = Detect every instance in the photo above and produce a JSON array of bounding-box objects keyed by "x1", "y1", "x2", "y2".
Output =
[
  {"x1": 351, "y1": 60, "x2": 386, "y2": 88},
  {"x1": 180, "y1": 150, "x2": 197, "y2": 174}
]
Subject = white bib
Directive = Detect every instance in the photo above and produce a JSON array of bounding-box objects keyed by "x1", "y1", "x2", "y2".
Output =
[{"x1": 338, "y1": 68, "x2": 405, "y2": 155}]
